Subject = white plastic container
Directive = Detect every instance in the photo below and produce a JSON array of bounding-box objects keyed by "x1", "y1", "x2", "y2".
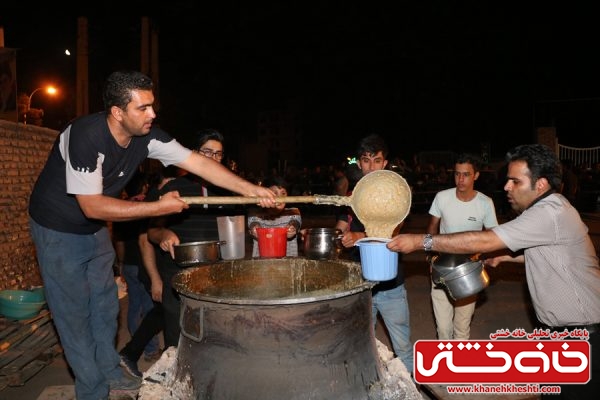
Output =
[{"x1": 217, "y1": 215, "x2": 246, "y2": 260}]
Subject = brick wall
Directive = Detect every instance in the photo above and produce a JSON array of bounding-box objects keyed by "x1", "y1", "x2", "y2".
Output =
[{"x1": 0, "y1": 120, "x2": 58, "y2": 290}]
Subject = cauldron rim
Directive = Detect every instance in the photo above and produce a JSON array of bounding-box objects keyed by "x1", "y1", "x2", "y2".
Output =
[{"x1": 172, "y1": 257, "x2": 376, "y2": 305}]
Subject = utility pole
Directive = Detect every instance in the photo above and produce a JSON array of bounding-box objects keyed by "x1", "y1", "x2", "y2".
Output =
[{"x1": 76, "y1": 17, "x2": 89, "y2": 117}]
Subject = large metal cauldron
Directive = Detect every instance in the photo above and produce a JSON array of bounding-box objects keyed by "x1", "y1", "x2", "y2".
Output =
[{"x1": 171, "y1": 258, "x2": 381, "y2": 400}]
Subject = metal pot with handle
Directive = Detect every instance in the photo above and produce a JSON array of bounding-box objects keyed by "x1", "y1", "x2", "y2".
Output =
[
  {"x1": 430, "y1": 253, "x2": 490, "y2": 300},
  {"x1": 301, "y1": 228, "x2": 343, "y2": 260},
  {"x1": 173, "y1": 240, "x2": 226, "y2": 267}
]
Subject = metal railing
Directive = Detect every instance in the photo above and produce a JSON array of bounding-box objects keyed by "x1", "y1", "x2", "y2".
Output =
[{"x1": 558, "y1": 144, "x2": 600, "y2": 167}]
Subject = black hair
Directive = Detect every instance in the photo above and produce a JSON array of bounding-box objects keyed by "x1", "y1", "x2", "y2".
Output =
[
  {"x1": 357, "y1": 134, "x2": 388, "y2": 158},
  {"x1": 102, "y1": 70, "x2": 153, "y2": 111},
  {"x1": 455, "y1": 153, "x2": 482, "y2": 173},
  {"x1": 505, "y1": 144, "x2": 562, "y2": 190},
  {"x1": 262, "y1": 175, "x2": 289, "y2": 191},
  {"x1": 194, "y1": 128, "x2": 224, "y2": 150}
]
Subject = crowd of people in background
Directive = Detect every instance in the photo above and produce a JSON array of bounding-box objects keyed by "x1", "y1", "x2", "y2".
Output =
[
  {"x1": 232, "y1": 155, "x2": 600, "y2": 217},
  {"x1": 112, "y1": 144, "x2": 600, "y2": 229}
]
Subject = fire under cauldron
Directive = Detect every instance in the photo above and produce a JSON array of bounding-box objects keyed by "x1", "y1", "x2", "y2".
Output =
[{"x1": 171, "y1": 258, "x2": 381, "y2": 400}]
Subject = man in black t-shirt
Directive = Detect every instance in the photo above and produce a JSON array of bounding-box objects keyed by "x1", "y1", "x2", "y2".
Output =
[{"x1": 28, "y1": 71, "x2": 275, "y2": 399}]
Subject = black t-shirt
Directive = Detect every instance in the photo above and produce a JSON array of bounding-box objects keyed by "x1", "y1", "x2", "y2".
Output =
[
  {"x1": 29, "y1": 112, "x2": 189, "y2": 234},
  {"x1": 150, "y1": 174, "x2": 239, "y2": 242},
  {"x1": 147, "y1": 174, "x2": 241, "y2": 270}
]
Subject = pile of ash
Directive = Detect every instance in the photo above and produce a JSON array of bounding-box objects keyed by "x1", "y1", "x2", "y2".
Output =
[{"x1": 138, "y1": 341, "x2": 423, "y2": 400}]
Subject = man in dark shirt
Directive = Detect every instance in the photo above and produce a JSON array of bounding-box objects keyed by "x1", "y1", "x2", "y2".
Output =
[{"x1": 28, "y1": 71, "x2": 275, "y2": 400}]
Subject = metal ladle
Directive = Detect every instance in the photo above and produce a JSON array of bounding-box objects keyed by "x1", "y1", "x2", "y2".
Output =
[{"x1": 180, "y1": 170, "x2": 412, "y2": 238}]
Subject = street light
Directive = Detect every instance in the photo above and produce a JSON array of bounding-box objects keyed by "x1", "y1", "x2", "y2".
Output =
[{"x1": 24, "y1": 85, "x2": 57, "y2": 125}]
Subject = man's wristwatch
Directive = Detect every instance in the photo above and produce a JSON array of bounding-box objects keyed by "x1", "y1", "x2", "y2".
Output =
[{"x1": 423, "y1": 234, "x2": 433, "y2": 252}]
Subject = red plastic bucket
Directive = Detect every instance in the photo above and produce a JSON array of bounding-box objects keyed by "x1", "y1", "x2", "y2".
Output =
[{"x1": 256, "y1": 227, "x2": 288, "y2": 258}]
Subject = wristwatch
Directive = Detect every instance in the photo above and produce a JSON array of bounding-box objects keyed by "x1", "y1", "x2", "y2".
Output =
[{"x1": 423, "y1": 234, "x2": 433, "y2": 252}]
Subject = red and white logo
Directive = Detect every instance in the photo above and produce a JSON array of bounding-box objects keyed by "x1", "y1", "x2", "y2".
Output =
[{"x1": 414, "y1": 340, "x2": 590, "y2": 384}]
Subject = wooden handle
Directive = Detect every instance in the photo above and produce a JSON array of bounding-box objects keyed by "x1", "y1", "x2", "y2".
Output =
[{"x1": 180, "y1": 196, "x2": 318, "y2": 205}]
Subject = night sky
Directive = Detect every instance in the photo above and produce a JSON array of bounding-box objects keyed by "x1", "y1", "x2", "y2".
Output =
[{"x1": 2, "y1": 2, "x2": 600, "y2": 166}]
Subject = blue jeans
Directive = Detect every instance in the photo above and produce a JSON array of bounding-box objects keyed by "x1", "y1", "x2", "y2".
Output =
[
  {"x1": 372, "y1": 284, "x2": 414, "y2": 373},
  {"x1": 29, "y1": 218, "x2": 122, "y2": 400},
  {"x1": 121, "y1": 263, "x2": 159, "y2": 355}
]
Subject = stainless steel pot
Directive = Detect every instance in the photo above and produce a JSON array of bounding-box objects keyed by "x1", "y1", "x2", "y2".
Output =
[
  {"x1": 173, "y1": 240, "x2": 225, "y2": 267},
  {"x1": 430, "y1": 253, "x2": 490, "y2": 300},
  {"x1": 301, "y1": 228, "x2": 343, "y2": 260}
]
